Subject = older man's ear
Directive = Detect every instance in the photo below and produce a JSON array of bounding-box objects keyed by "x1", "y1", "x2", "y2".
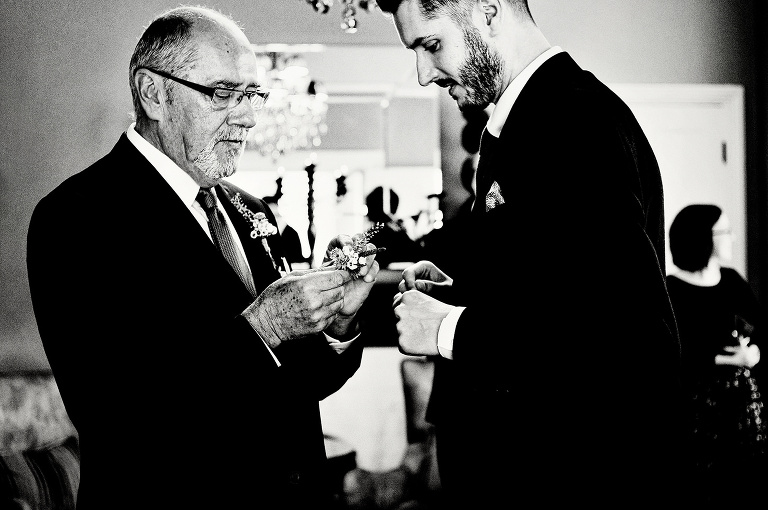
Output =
[{"x1": 134, "y1": 69, "x2": 165, "y2": 122}]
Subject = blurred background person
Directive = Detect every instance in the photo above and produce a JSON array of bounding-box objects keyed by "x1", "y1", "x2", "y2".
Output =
[
  {"x1": 263, "y1": 194, "x2": 308, "y2": 268},
  {"x1": 419, "y1": 107, "x2": 487, "y2": 278},
  {"x1": 667, "y1": 203, "x2": 768, "y2": 508},
  {"x1": 364, "y1": 185, "x2": 424, "y2": 269}
]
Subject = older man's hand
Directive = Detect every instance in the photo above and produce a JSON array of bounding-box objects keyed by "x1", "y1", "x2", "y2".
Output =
[
  {"x1": 322, "y1": 235, "x2": 381, "y2": 339},
  {"x1": 242, "y1": 268, "x2": 351, "y2": 348}
]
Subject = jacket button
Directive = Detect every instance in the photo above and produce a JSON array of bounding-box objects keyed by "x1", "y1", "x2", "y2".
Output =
[{"x1": 289, "y1": 471, "x2": 302, "y2": 485}]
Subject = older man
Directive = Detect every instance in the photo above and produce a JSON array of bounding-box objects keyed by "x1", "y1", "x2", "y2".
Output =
[
  {"x1": 382, "y1": 0, "x2": 688, "y2": 506},
  {"x1": 27, "y1": 6, "x2": 379, "y2": 509}
]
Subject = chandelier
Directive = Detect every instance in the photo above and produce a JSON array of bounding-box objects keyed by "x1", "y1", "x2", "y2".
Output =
[
  {"x1": 303, "y1": 0, "x2": 378, "y2": 33},
  {"x1": 247, "y1": 44, "x2": 329, "y2": 161}
]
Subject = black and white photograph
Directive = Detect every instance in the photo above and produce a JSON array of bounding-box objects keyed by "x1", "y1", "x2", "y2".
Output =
[{"x1": 1, "y1": 1, "x2": 767, "y2": 508}]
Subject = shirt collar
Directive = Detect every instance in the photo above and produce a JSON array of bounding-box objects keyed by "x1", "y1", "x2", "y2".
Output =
[
  {"x1": 486, "y1": 46, "x2": 563, "y2": 137},
  {"x1": 126, "y1": 123, "x2": 202, "y2": 207}
]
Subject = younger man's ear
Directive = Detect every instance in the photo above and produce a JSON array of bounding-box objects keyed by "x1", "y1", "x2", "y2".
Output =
[
  {"x1": 134, "y1": 69, "x2": 164, "y2": 121},
  {"x1": 478, "y1": 0, "x2": 499, "y2": 27}
]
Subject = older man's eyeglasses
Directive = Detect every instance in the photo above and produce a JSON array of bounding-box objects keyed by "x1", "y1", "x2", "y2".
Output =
[{"x1": 143, "y1": 68, "x2": 269, "y2": 111}]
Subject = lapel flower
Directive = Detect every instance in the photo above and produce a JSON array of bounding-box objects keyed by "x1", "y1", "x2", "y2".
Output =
[
  {"x1": 248, "y1": 212, "x2": 278, "y2": 239},
  {"x1": 231, "y1": 193, "x2": 280, "y2": 272},
  {"x1": 232, "y1": 193, "x2": 386, "y2": 278}
]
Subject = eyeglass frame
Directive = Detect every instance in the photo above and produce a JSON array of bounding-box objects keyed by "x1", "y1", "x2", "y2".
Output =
[{"x1": 141, "y1": 67, "x2": 269, "y2": 110}]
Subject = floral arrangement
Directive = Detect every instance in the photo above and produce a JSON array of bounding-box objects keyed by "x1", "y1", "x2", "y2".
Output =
[
  {"x1": 231, "y1": 193, "x2": 279, "y2": 270},
  {"x1": 324, "y1": 222, "x2": 386, "y2": 278}
]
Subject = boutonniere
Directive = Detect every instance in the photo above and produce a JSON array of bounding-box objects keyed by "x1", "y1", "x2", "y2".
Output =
[
  {"x1": 322, "y1": 223, "x2": 387, "y2": 279},
  {"x1": 231, "y1": 193, "x2": 280, "y2": 271}
]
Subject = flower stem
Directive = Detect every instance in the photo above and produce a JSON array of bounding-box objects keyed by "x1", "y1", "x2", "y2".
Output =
[{"x1": 358, "y1": 247, "x2": 387, "y2": 257}]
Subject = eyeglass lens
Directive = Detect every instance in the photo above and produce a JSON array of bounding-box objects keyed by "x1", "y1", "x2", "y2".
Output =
[{"x1": 211, "y1": 89, "x2": 269, "y2": 110}]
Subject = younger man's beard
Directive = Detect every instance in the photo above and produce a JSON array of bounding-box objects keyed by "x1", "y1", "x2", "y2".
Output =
[{"x1": 458, "y1": 25, "x2": 504, "y2": 111}]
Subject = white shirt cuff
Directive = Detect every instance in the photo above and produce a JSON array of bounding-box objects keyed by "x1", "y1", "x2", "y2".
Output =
[
  {"x1": 254, "y1": 330, "x2": 281, "y2": 367},
  {"x1": 324, "y1": 332, "x2": 360, "y2": 354},
  {"x1": 437, "y1": 306, "x2": 465, "y2": 360}
]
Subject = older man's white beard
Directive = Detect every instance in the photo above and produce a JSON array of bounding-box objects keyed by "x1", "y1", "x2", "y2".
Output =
[{"x1": 194, "y1": 139, "x2": 243, "y2": 181}]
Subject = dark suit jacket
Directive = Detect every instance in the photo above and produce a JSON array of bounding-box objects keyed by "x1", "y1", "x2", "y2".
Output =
[
  {"x1": 27, "y1": 134, "x2": 363, "y2": 509},
  {"x1": 426, "y1": 53, "x2": 686, "y2": 505}
]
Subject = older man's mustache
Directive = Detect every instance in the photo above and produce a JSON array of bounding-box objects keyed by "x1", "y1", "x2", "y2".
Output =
[{"x1": 216, "y1": 128, "x2": 249, "y2": 143}]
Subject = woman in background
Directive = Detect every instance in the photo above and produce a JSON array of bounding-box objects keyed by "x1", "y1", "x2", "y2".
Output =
[
  {"x1": 263, "y1": 194, "x2": 307, "y2": 267},
  {"x1": 667, "y1": 204, "x2": 767, "y2": 507}
]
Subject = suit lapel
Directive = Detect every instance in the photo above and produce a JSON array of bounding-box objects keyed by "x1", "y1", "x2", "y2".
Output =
[
  {"x1": 215, "y1": 184, "x2": 282, "y2": 294},
  {"x1": 108, "y1": 136, "x2": 255, "y2": 310},
  {"x1": 473, "y1": 53, "x2": 581, "y2": 218},
  {"x1": 120, "y1": 138, "x2": 282, "y2": 300}
]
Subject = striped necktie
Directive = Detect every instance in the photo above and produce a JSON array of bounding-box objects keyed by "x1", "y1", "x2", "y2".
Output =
[{"x1": 196, "y1": 187, "x2": 258, "y2": 298}]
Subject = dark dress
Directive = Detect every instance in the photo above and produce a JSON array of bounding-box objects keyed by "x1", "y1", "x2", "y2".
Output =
[
  {"x1": 280, "y1": 223, "x2": 307, "y2": 265},
  {"x1": 667, "y1": 267, "x2": 768, "y2": 507}
]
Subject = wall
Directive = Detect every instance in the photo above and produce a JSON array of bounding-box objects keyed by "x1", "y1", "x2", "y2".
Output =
[
  {"x1": 0, "y1": 1, "x2": 764, "y2": 369},
  {"x1": 440, "y1": 0, "x2": 763, "y2": 215}
]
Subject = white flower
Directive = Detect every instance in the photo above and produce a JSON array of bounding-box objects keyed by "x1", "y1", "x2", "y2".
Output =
[{"x1": 231, "y1": 193, "x2": 279, "y2": 271}]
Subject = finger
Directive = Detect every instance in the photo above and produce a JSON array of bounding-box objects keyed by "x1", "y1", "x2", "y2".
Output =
[
  {"x1": 402, "y1": 270, "x2": 417, "y2": 289},
  {"x1": 325, "y1": 298, "x2": 344, "y2": 318},
  {"x1": 393, "y1": 292, "x2": 403, "y2": 307},
  {"x1": 358, "y1": 243, "x2": 380, "y2": 280},
  {"x1": 350, "y1": 243, "x2": 372, "y2": 275},
  {"x1": 292, "y1": 267, "x2": 321, "y2": 276},
  {"x1": 337, "y1": 269, "x2": 353, "y2": 285},
  {"x1": 362, "y1": 260, "x2": 380, "y2": 284},
  {"x1": 324, "y1": 234, "x2": 354, "y2": 262},
  {"x1": 415, "y1": 280, "x2": 430, "y2": 293},
  {"x1": 322, "y1": 286, "x2": 346, "y2": 307},
  {"x1": 355, "y1": 245, "x2": 371, "y2": 279},
  {"x1": 306, "y1": 269, "x2": 349, "y2": 290},
  {"x1": 325, "y1": 233, "x2": 354, "y2": 251}
]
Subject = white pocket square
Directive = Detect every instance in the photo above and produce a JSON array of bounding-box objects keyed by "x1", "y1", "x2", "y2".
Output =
[{"x1": 485, "y1": 181, "x2": 505, "y2": 212}]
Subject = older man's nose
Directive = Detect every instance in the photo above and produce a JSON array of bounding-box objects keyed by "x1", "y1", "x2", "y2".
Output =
[{"x1": 229, "y1": 96, "x2": 257, "y2": 128}]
